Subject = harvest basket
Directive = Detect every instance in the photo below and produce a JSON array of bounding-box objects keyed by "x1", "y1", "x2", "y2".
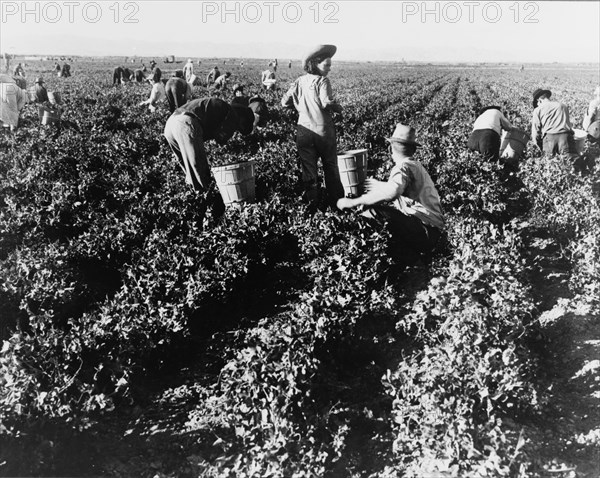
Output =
[
  {"x1": 573, "y1": 129, "x2": 587, "y2": 154},
  {"x1": 500, "y1": 128, "x2": 529, "y2": 160},
  {"x1": 338, "y1": 148, "x2": 368, "y2": 198},
  {"x1": 212, "y1": 160, "x2": 256, "y2": 206},
  {"x1": 40, "y1": 106, "x2": 60, "y2": 125}
]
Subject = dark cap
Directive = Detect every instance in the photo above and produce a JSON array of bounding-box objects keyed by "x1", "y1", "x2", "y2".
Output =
[{"x1": 532, "y1": 88, "x2": 551, "y2": 108}]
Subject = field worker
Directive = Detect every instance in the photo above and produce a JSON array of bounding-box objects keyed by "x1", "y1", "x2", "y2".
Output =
[
  {"x1": 582, "y1": 85, "x2": 600, "y2": 133},
  {"x1": 467, "y1": 105, "x2": 514, "y2": 161},
  {"x1": 206, "y1": 65, "x2": 221, "y2": 86},
  {"x1": 183, "y1": 58, "x2": 194, "y2": 83},
  {"x1": 149, "y1": 59, "x2": 157, "y2": 71},
  {"x1": 248, "y1": 96, "x2": 269, "y2": 127},
  {"x1": 163, "y1": 97, "x2": 258, "y2": 217},
  {"x1": 213, "y1": 71, "x2": 231, "y2": 90},
  {"x1": 61, "y1": 63, "x2": 71, "y2": 78},
  {"x1": 121, "y1": 67, "x2": 133, "y2": 83},
  {"x1": 0, "y1": 74, "x2": 28, "y2": 132},
  {"x1": 531, "y1": 88, "x2": 578, "y2": 160},
  {"x1": 231, "y1": 84, "x2": 249, "y2": 107},
  {"x1": 134, "y1": 66, "x2": 147, "y2": 82},
  {"x1": 139, "y1": 69, "x2": 166, "y2": 112},
  {"x1": 31, "y1": 77, "x2": 49, "y2": 103},
  {"x1": 337, "y1": 124, "x2": 445, "y2": 255},
  {"x1": 13, "y1": 63, "x2": 25, "y2": 77},
  {"x1": 288, "y1": 60, "x2": 292, "y2": 69},
  {"x1": 112, "y1": 66, "x2": 125, "y2": 85},
  {"x1": 281, "y1": 44, "x2": 344, "y2": 210},
  {"x1": 165, "y1": 72, "x2": 192, "y2": 113},
  {"x1": 261, "y1": 67, "x2": 276, "y2": 91}
]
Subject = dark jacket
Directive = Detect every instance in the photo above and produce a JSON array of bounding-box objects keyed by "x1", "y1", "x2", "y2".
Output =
[
  {"x1": 34, "y1": 84, "x2": 49, "y2": 103},
  {"x1": 165, "y1": 77, "x2": 190, "y2": 113}
]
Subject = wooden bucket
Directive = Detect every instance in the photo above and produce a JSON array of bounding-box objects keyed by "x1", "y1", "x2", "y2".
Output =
[
  {"x1": 338, "y1": 149, "x2": 368, "y2": 198},
  {"x1": 500, "y1": 128, "x2": 530, "y2": 160},
  {"x1": 212, "y1": 161, "x2": 256, "y2": 206},
  {"x1": 572, "y1": 129, "x2": 587, "y2": 154},
  {"x1": 41, "y1": 107, "x2": 60, "y2": 125}
]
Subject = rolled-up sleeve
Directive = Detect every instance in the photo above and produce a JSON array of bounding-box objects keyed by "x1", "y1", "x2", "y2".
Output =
[
  {"x1": 318, "y1": 77, "x2": 342, "y2": 113},
  {"x1": 531, "y1": 109, "x2": 542, "y2": 145}
]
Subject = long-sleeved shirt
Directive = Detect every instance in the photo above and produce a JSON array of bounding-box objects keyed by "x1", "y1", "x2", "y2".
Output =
[
  {"x1": 281, "y1": 74, "x2": 342, "y2": 134},
  {"x1": 531, "y1": 100, "x2": 573, "y2": 143},
  {"x1": 173, "y1": 98, "x2": 235, "y2": 142},
  {"x1": 473, "y1": 109, "x2": 512, "y2": 136},
  {"x1": 388, "y1": 159, "x2": 445, "y2": 229},
  {"x1": 183, "y1": 62, "x2": 194, "y2": 82},
  {"x1": 142, "y1": 82, "x2": 166, "y2": 106},
  {"x1": 165, "y1": 77, "x2": 192, "y2": 112},
  {"x1": 0, "y1": 75, "x2": 27, "y2": 127}
]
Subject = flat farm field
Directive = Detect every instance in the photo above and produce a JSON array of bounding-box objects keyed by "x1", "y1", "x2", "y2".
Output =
[{"x1": 1, "y1": 58, "x2": 599, "y2": 477}]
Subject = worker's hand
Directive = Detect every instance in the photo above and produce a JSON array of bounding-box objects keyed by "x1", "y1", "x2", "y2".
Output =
[
  {"x1": 363, "y1": 178, "x2": 384, "y2": 193},
  {"x1": 337, "y1": 197, "x2": 355, "y2": 210}
]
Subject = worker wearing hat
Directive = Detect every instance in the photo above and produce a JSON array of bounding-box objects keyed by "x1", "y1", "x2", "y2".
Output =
[
  {"x1": 467, "y1": 105, "x2": 514, "y2": 161},
  {"x1": 281, "y1": 44, "x2": 344, "y2": 211},
  {"x1": 531, "y1": 88, "x2": 578, "y2": 159},
  {"x1": 163, "y1": 97, "x2": 259, "y2": 217},
  {"x1": 337, "y1": 124, "x2": 445, "y2": 254},
  {"x1": 31, "y1": 77, "x2": 49, "y2": 103}
]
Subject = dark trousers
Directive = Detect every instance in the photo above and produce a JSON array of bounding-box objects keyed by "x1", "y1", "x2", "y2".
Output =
[
  {"x1": 543, "y1": 132, "x2": 578, "y2": 160},
  {"x1": 365, "y1": 205, "x2": 442, "y2": 253},
  {"x1": 296, "y1": 124, "x2": 344, "y2": 208},
  {"x1": 467, "y1": 129, "x2": 501, "y2": 161}
]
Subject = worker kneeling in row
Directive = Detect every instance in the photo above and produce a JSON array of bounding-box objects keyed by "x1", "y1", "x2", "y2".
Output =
[{"x1": 337, "y1": 124, "x2": 445, "y2": 258}]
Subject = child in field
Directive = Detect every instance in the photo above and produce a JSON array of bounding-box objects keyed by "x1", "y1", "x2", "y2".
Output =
[
  {"x1": 337, "y1": 124, "x2": 445, "y2": 255},
  {"x1": 281, "y1": 44, "x2": 344, "y2": 211}
]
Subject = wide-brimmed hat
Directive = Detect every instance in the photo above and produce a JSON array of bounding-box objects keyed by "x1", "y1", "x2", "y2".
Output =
[
  {"x1": 385, "y1": 124, "x2": 421, "y2": 147},
  {"x1": 478, "y1": 105, "x2": 501, "y2": 116},
  {"x1": 532, "y1": 88, "x2": 551, "y2": 108},
  {"x1": 302, "y1": 44, "x2": 337, "y2": 68}
]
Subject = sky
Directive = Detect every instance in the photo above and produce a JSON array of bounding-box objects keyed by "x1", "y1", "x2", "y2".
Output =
[{"x1": 1, "y1": 0, "x2": 599, "y2": 63}]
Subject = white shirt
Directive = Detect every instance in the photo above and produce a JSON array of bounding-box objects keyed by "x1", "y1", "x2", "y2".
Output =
[{"x1": 473, "y1": 109, "x2": 512, "y2": 136}]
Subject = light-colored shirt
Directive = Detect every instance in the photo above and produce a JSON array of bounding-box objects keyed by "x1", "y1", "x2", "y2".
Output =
[
  {"x1": 144, "y1": 82, "x2": 166, "y2": 106},
  {"x1": 532, "y1": 100, "x2": 573, "y2": 142},
  {"x1": 0, "y1": 75, "x2": 27, "y2": 127},
  {"x1": 183, "y1": 62, "x2": 194, "y2": 82},
  {"x1": 473, "y1": 109, "x2": 512, "y2": 136},
  {"x1": 281, "y1": 74, "x2": 341, "y2": 134},
  {"x1": 583, "y1": 98, "x2": 600, "y2": 130},
  {"x1": 214, "y1": 75, "x2": 228, "y2": 89},
  {"x1": 388, "y1": 159, "x2": 445, "y2": 229}
]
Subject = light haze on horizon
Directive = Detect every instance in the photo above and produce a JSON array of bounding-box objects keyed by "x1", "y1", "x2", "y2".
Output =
[{"x1": 1, "y1": 0, "x2": 599, "y2": 63}]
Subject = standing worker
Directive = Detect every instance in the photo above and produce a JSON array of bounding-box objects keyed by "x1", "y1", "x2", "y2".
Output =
[
  {"x1": 0, "y1": 74, "x2": 28, "y2": 132},
  {"x1": 337, "y1": 124, "x2": 445, "y2": 257},
  {"x1": 467, "y1": 105, "x2": 514, "y2": 161},
  {"x1": 163, "y1": 97, "x2": 259, "y2": 216},
  {"x1": 531, "y1": 88, "x2": 578, "y2": 160},
  {"x1": 165, "y1": 71, "x2": 192, "y2": 113},
  {"x1": 183, "y1": 58, "x2": 194, "y2": 83},
  {"x1": 281, "y1": 44, "x2": 344, "y2": 211}
]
